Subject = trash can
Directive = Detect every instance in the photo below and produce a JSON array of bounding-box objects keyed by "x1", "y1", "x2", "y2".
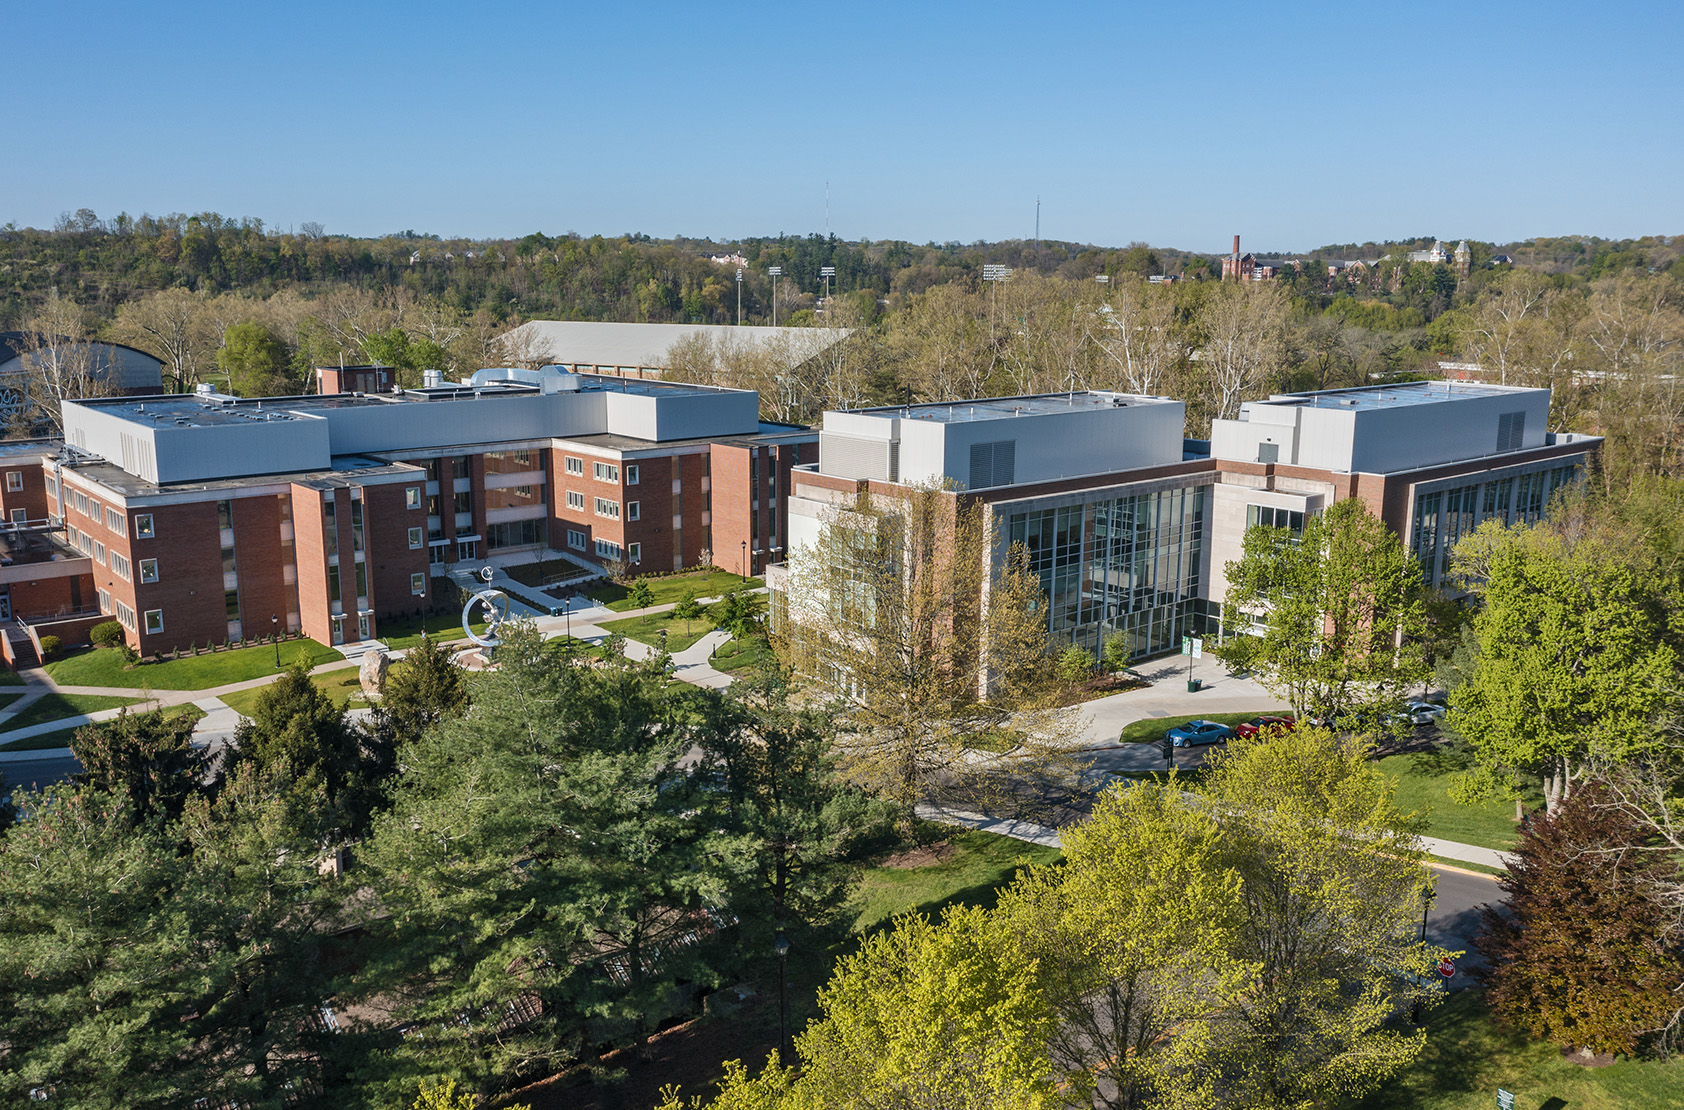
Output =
[{"x1": 1187, "y1": 678, "x2": 1202, "y2": 693}]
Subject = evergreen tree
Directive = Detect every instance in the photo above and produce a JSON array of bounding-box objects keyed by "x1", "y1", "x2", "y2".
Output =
[
  {"x1": 369, "y1": 635, "x2": 468, "y2": 749},
  {"x1": 696, "y1": 669, "x2": 897, "y2": 957},
  {"x1": 231, "y1": 660, "x2": 379, "y2": 829},
  {"x1": 362, "y1": 624, "x2": 751, "y2": 1098},
  {"x1": 70, "y1": 707, "x2": 208, "y2": 822},
  {"x1": 1475, "y1": 783, "x2": 1684, "y2": 1056}
]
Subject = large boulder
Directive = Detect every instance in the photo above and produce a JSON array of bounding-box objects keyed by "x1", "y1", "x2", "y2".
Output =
[{"x1": 359, "y1": 649, "x2": 390, "y2": 697}]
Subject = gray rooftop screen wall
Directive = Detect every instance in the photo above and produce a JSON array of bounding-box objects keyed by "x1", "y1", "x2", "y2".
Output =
[
  {"x1": 61, "y1": 379, "x2": 761, "y2": 485},
  {"x1": 1209, "y1": 383, "x2": 1552, "y2": 474},
  {"x1": 820, "y1": 394, "x2": 1184, "y2": 489}
]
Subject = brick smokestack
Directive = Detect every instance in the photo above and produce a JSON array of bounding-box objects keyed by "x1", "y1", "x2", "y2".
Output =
[{"x1": 1233, "y1": 234, "x2": 1240, "y2": 259}]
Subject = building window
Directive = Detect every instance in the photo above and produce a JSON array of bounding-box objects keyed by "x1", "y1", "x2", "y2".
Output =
[
  {"x1": 140, "y1": 558, "x2": 158, "y2": 583},
  {"x1": 1245, "y1": 504, "x2": 1305, "y2": 535},
  {"x1": 411, "y1": 572, "x2": 426, "y2": 596},
  {"x1": 5, "y1": 471, "x2": 20, "y2": 492},
  {"x1": 408, "y1": 526, "x2": 423, "y2": 549},
  {"x1": 406, "y1": 486, "x2": 422, "y2": 510},
  {"x1": 354, "y1": 560, "x2": 368, "y2": 600},
  {"x1": 487, "y1": 519, "x2": 546, "y2": 549},
  {"x1": 328, "y1": 564, "x2": 341, "y2": 605},
  {"x1": 566, "y1": 456, "x2": 584, "y2": 475},
  {"x1": 324, "y1": 499, "x2": 338, "y2": 557},
  {"x1": 625, "y1": 464, "x2": 639, "y2": 486},
  {"x1": 134, "y1": 513, "x2": 154, "y2": 538},
  {"x1": 351, "y1": 498, "x2": 365, "y2": 553},
  {"x1": 628, "y1": 542, "x2": 642, "y2": 562},
  {"x1": 567, "y1": 490, "x2": 585, "y2": 510},
  {"x1": 454, "y1": 490, "x2": 472, "y2": 515},
  {"x1": 144, "y1": 609, "x2": 163, "y2": 635},
  {"x1": 567, "y1": 528, "x2": 587, "y2": 550},
  {"x1": 115, "y1": 601, "x2": 136, "y2": 631},
  {"x1": 594, "y1": 497, "x2": 620, "y2": 519},
  {"x1": 627, "y1": 501, "x2": 640, "y2": 521},
  {"x1": 594, "y1": 462, "x2": 619, "y2": 483},
  {"x1": 110, "y1": 553, "x2": 131, "y2": 581},
  {"x1": 105, "y1": 507, "x2": 125, "y2": 536},
  {"x1": 88, "y1": 498, "x2": 101, "y2": 520},
  {"x1": 594, "y1": 538, "x2": 623, "y2": 559},
  {"x1": 94, "y1": 541, "x2": 106, "y2": 563},
  {"x1": 97, "y1": 588, "x2": 110, "y2": 613}
]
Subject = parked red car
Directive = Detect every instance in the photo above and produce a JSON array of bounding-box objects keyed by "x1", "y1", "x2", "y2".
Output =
[{"x1": 1233, "y1": 714, "x2": 1296, "y2": 739}]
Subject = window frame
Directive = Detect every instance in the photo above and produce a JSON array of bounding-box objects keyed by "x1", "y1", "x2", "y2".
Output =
[
  {"x1": 143, "y1": 609, "x2": 164, "y2": 635},
  {"x1": 625, "y1": 464, "x2": 639, "y2": 486},
  {"x1": 139, "y1": 557, "x2": 158, "y2": 583},
  {"x1": 406, "y1": 486, "x2": 422, "y2": 510},
  {"x1": 627, "y1": 500, "x2": 641, "y2": 522},
  {"x1": 566, "y1": 528, "x2": 587, "y2": 551},
  {"x1": 566, "y1": 490, "x2": 585, "y2": 511},
  {"x1": 408, "y1": 526, "x2": 423, "y2": 549},
  {"x1": 594, "y1": 496, "x2": 621, "y2": 519},
  {"x1": 628, "y1": 541, "x2": 642, "y2": 563},
  {"x1": 410, "y1": 572, "x2": 426, "y2": 596},
  {"x1": 4, "y1": 471, "x2": 20, "y2": 492},
  {"x1": 134, "y1": 513, "x2": 155, "y2": 539},
  {"x1": 593, "y1": 461, "x2": 620, "y2": 483},
  {"x1": 565, "y1": 456, "x2": 584, "y2": 475}
]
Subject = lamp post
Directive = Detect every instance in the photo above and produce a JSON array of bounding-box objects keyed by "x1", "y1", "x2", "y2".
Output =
[
  {"x1": 767, "y1": 266, "x2": 782, "y2": 326},
  {"x1": 741, "y1": 540, "x2": 748, "y2": 583},
  {"x1": 1412, "y1": 887, "x2": 1435, "y2": 1022},
  {"x1": 773, "y1": 928, "x2": 790, "y2": 1067},
  {"x1": 736, "y1": 267, "x2": 743, "y2": 326},
  {"x1": 271, "y1": 614, "x2": 280, "y2": 668}
]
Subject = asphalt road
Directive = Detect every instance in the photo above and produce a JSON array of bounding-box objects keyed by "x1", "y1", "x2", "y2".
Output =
[
  {"x1": 0, "y1": 752, "x2": 81, "y2": 792},
  {"x1": 1426, "y1": 863, "x2": 1502, "y2": 983}
]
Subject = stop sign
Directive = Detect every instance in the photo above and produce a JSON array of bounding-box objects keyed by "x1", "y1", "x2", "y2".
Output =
[{"x1": 1438, "y1": 958, "x2": 1456, "y2": 978}]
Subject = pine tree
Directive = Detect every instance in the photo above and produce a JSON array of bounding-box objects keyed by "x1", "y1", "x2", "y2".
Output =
[
  {"x1": 369, "y1": 635, "x2": 468, "y2": 749},
  {"x1": 70, "y1": 706, "x2": 207, "y2": 822},
  {"x1": 231, "y1": 660, "x2": 377, "y2": 829},
  {"x1": 1475, "y1": 783, "x2": 1684, "y2": 1056}
]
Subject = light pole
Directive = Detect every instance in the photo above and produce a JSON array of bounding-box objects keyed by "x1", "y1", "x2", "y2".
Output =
[
  {"x1": 767, "y1": 266, "x2": 782, "y2": 326},
  {"x1": 982, "y1": 263, "x2": 1012, "y2": 331},
  {"x1": 271, "y1": 614, "x2": 280, "y2": 668},
  {"x1": 774, "y1": 929, "x2": 790, "y2": 1067},
  {"x1": 741, "y1": 540, "x2": 748, "y2": 583},
  {"x1": 736, "y1": 267, "x2": 743, "y2": 326},
  {"x1": 820, "y1": 265, "x2": 835, "y2": 309},
  {"x1": 1413, "y1": 887, "x2": 1435, "y2": 1022}
]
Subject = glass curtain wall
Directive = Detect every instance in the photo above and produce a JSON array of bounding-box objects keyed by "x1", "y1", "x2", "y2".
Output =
[
  {"x1": 1411, "y1": 464, "x2": 1580, "y2": 587},
  {"x1": 1007, "y1": 484, "x2": 1208, "y2": 661}
]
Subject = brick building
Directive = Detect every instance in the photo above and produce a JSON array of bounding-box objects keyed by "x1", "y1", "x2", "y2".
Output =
[
  {"x1": 775, "y1": 381, "x2": 1602, "y2": 665},
  {"x1": 17, "y1": 368, "x2": 812, "y2": 655}
]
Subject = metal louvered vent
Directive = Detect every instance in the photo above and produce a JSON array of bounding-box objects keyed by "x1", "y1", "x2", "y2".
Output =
[
  {"x1": 1497, "y1": 411, "x2": 1525, "y2": 452},
  {"x1": 968, "y1": 440, "x2": 1016, "y2": 488}
]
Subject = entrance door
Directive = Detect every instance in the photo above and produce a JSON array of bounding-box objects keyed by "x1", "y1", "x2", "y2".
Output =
[
  {"x1": 458, "y1": 539, "x2": 478, "y2": 562},
  {"x1": 0, "y1": 592, "x2": 10, "y2": 621},
  {"x1": 430, "y1": 545, "x2": 446, "y2": 566},
  {"x1": 357, "y1": 613, "x2": 371, "y2": 641}
]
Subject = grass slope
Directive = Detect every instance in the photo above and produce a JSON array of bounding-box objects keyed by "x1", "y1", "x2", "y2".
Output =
[
  {"x1": 0, "y1": 693, "x2": 144, "y2": 733},
  {"x1": 0, "y1": 703, "x2": 204, "y2": 750},
  {"x1": 1380, "y1": 747, "x2": 1540, "y2": 852},
  {"x1": 599, "y1": 611, "x2": 716, "y2": 654},
  {"x1": 850, "y1": 826, "x2": 1062, "y2": 935},
  {"x1": 1341, "y1": 991, "x2": 1683, "y2": 1110},
  {"x1": 589, "y1": 570, "x2": 763, "y2": 612},
  {"x1": 709, "y1": 635, "x2": 774, "y2": 673},
  {"x1": 377, "y1": 613, "x2": 489, "y2": 651},
  {"x1": 47, "y1": 640, "x2": 343, "y2": 691},
  {"x1": 218, "y1": 667, "x2": 369, "y2": 718}
]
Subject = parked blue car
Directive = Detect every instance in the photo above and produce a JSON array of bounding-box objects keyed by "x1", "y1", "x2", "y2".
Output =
[{"x1": 1166, "y1": 719, "x2": 1234, "y2": 748}]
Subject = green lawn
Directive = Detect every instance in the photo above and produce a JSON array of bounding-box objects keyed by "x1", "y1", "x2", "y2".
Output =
[
  {"x1": 47, "y1": 640, "x2": 343, "y2": 691},
  {"x1": 709, "y1": 635, "x2": 774, "y2": 673},
  {"x1": 599, "y1": 611, "x2": 717, "y2": 654},
  {"x1": 1340, "y1": 990, "x2": 1683, "y2": 1110},
  {"x1": 588, "y1": 570, "x2": 763, "y2": 612},
  {"x1": 0, "y1": 692, "x2": 145, "y2": 733},
  {"x1": 1116, "y1": 710, "x2": 1281, "y2": 745},
  {"x1": 218, "y1": 666, "x2": 369, "y2": 717},
  {"x1": 0, "y1": 692, "x2": 24, "y2": 713},
  {"x1": 0, "y1": 704, "x2": 205, "y2": 752},
  {"x1": 850, "y1": 825, "x2": 1062, "y2": 935},
  {"x1": 0, "y1": 668, "x2": 24, "y2": 686},
  {"x1": 1379, "y1": 748, "x2": 1539, "y2": 852},
  {"x1": 378, "y1": 612, "x2": 489, "y2": 651}
]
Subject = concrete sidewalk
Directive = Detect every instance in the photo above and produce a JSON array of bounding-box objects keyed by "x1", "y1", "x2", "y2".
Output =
[
  {"x1": 1071, "y1": 652, "x2": 1290, "y2": 747},
  {"x1": 919, "y1": 803, "x2": 1514, "y2": 870}
]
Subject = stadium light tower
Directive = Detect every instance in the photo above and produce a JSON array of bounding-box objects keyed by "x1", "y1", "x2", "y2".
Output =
[
  {"x1": 820, "y1": 265, "x2": 836, "y2": 308},
  {"x1": 982, "y1": 263, "x2": 1012, "y2": 321},
  {"x1": 768, "y1": 266, "x2": 783, "y2": 327},
  {"x1": 736, "y1": 267, "x2": 743, "y2": 326}
]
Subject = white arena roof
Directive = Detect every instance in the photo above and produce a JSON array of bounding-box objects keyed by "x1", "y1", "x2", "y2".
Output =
[{"x1": 498, "y1": 321, "x2": 851, "y2": 373}]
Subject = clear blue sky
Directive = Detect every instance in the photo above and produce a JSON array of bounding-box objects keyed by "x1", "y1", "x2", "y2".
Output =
[{"x1": 6, "y1": 0, "x2": 1679, "y2": 253}]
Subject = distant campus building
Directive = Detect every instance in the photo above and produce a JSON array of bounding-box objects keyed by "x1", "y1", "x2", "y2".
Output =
[{"x1": 774, "y1": 381, "x2": 1600, "y2": 662}]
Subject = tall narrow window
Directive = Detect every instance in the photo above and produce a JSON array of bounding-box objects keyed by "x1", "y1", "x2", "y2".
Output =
[
  {"x1": 324, "y1": 498, "x2": 338, "y2": 557},
  {"x1": 351, "y1": 498, "x2": 365, "y2": 553}
]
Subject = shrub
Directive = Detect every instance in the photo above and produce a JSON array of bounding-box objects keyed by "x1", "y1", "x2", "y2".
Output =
[
  {"x1": 1102, "y1": 633, "x2": 1132, "y2": 673},
  {"x1": 90, "y1": 620, "x2": 126, "y2": 649},
  {"x1": 38, "y1": 635, "x2": 63, "y2": 662},
  {"x1": 1056, "y1": 645, "x2": 1096, "y2": 685}
]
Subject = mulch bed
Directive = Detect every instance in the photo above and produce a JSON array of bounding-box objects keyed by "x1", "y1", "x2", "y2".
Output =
[
  {"x1": 1560, "y1": 1044, "x2": 1618, "y2": 1068},
  {"x1": 878, "y1": 841, "x2": 956, "y2": 869}
]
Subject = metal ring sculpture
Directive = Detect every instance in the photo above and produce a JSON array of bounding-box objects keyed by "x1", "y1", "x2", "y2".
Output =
[{"x1": 463, "y1": 588, "x2": 510, "y2": 648}]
